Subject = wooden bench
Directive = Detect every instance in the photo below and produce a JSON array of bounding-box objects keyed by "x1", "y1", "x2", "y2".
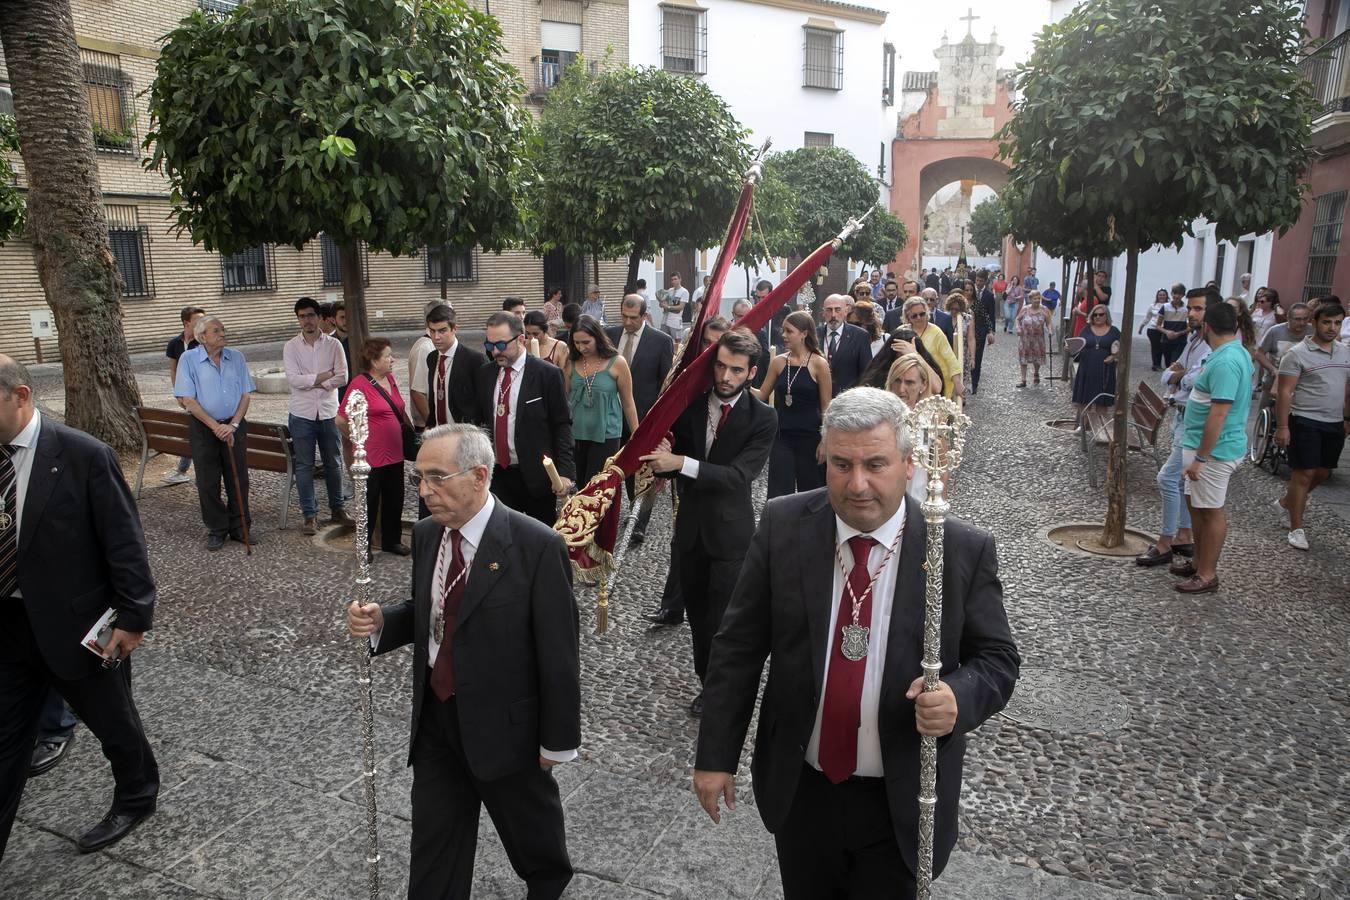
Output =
[
  {"x1": 134, "y1": 406, "x2": 297, "y2": 528},
  {"x1": 1076, "y1": 381, "x2": 1170, "y2": 488}
]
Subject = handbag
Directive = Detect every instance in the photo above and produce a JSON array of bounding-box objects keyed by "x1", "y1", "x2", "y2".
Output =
[{"x1": 362, "y1": 374, "x2": 420, "y2": 462}]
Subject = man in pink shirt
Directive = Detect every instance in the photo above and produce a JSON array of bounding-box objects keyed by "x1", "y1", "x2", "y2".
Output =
[{"x1": 283, "y1": 297, "x2": 354, "y2": 535}]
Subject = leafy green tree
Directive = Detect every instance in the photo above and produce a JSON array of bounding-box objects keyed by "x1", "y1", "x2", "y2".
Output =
[
  {"x1": 767, "y1": 147, "x2": 879, "y2": 258},
  {"x1": 0, "y1": 116, "x2": 24, "y2": 242},
  {"x1": 734, "y1": 163, "x2": 797, "y2": 270},
  {"x1": 968, "y1": 197, "x2": 1010, "y2": 258},
  {"x1": 848, "y1": 208, "x2": 910, "y2": 271},
  {"x1": 146, "y1": 0, "x2": 530, "y2": 354},
  {"x1": 530, "y1": 64, "x2": 749, "y2": 285},
  {"x1": 999, "y1": 0, "x2": 1316, "y2": 548},
  {"x1": 0, "y1": 0, "x2": 145, "y2": 449}
]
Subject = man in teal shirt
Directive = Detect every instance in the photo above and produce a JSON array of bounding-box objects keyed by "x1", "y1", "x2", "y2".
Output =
[{"x1": 1173, "y1": 303, "x2": 1253, "y2": 594}]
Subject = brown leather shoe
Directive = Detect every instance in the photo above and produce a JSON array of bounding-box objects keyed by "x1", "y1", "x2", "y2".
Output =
[
  {"x1": 302, "y1": 517, "x2": 318, "y2": 536},
  {"x1": 1175, "y1": 575, "x2": 1219, "y2": 594},
  {"x1": 328, "y1": 508, "x2": 355, "y2": 527}
]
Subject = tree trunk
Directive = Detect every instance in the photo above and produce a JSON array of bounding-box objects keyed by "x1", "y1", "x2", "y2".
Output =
[
  {"x1": 625, "y1": 247, "x2": 642, "y2": 293},
  {"x1": 0, "y1": 0, "x2": 143, "y2": 449},
  {"x1": 341, "y1": 242, "x2": 369, "y2": 361},
  {"x1": 439, "y1": 241, "x2": 449, "y2": 301},
  {"x1": 1101, "y1": 241, "x2": 1139, "y2": 548}
]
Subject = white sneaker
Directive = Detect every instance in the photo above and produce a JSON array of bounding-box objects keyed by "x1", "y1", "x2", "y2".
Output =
[
  {"x1": 161, "y1": 471, "x2": 192, "y2": 485},
  {"x1": 1273, "y1": 497, "x2": 1290, "y2": 526},
  {"x1": 1287, "y1": 528, "x2": 1309, "y2": 551}
]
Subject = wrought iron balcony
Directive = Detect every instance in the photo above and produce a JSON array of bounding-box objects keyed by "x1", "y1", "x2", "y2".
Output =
[{"x1": 1301, "y1": 28, "x2": 1350, "y2": 116}]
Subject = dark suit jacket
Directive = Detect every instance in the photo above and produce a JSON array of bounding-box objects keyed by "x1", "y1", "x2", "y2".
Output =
[
  {"x1": 750, "y1": 325, "x2": 771, "y2": 389},
  {"x1": 477, "y1": 356, "x2": 575, "y2": 496},
  {"x1": 664, "y1": 390, "x2": 776, "y2": 559},
  {"x1": 19, "y1": 417, "x2": 156, "y2": 680},
  {"x1": 605, "y1": 324, "x2": 673, "y2": 420},
  {"x1": 424, "y1": 342, "x2": 486, "y2": 428},
  {"x1": 882, "y1": 305, "x2": 905, "y2": 333},
  {"x1": 818, "y1": 322, "x2": 873, "y2": 395},
  {"x1": 932, "y1": 308, "x2": 955, "y2": 344},
  {"x1": 376, "y1": 501, "x2": 581, "y2": 781},
  {"x1": 925, "y1": 273, "x2": 941, "y2": 291},
  {"x1": 696, "y1": 491, "x2": 1019, "y2": 878}
]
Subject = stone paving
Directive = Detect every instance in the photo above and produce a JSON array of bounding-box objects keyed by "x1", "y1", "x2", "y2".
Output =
[{"x1": 4, "y1": 333, "x2": 1348, "y2": 899}]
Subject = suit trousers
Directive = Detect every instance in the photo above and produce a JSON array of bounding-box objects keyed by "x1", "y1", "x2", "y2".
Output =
[
  {"x1": 410, "y1": 692, "x2": 571, "y2": 900},
  {"x1": 678, "y1": 547, "x2": 744, "y2": 683},
  {"x1": 187, "y1": 417, "x2": 250, "y2": 537},
  {"x1": 774, "y1": 764, "x2": 914, "y2": 900},
  {"x1": 574, "y1": 438, "x2": 619, "y2": 491},
  {"x1": 0, "y1": 601, "x2": 158, "y2": 860},
  {"x1": 366, "y1": 461, "x2": 405, "y2": 552},
  {"x1": 767, "y1": 433, "x2": 824, "y2": 500},
  {"x1": 971, "y1": 329, "x2": 991, "y2": 393},
  {"x1": 491, "y1": 465, "x2": 557, "y2": 527}
]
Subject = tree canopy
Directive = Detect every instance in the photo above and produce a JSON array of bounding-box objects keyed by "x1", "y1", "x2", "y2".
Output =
[
  {"x1": 529, "y1": 63, "x2": 749, "y2": 283},
  {"x1": 0, "y1": 115, "x2": 24, "y2": 242},
  {"x1": 967, "y1": 197, "x2": 1010, "y2": 257},
  {"x1": 765, "y1": 147, "x2": 879, "y2": 258},
  {"x1": 848, "y1": 208, "x2": 909, "y2": 271}
]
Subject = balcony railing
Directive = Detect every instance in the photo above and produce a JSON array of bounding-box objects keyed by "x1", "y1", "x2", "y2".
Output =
[{"x1": 1301, "y1": 28, "x2": 1350, "y2": 115}]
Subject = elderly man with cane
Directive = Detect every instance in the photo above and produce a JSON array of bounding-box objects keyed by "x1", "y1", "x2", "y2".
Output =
[{"x1": 174, "y1": 316, "x2": 258, "y2": 552}]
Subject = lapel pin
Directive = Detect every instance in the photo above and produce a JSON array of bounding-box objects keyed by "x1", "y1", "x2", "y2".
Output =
[
  {"x1": 488, "y1": 562, "x2": 500, "y2": 571},
  {"x1": 50, "y1": 467, "x2": 58, "y2": 474}
]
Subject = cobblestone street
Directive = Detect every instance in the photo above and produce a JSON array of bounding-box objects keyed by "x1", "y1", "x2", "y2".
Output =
[{"x1": 5, "y1": 335, "x2": 1348, "y2": 899}]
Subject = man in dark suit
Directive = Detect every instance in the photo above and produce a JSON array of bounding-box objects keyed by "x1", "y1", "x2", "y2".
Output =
[
  {"x1": 925, "y1": 268, "x2": 941, "y2": 292},
  {"x1": 694, "y1": 387, "x2": 1019, "y2": 899},
  {"x1": 640, "y1": 329, "x2": 776, "y2": 716},
  {"x1": 348, "y1": 423, "x2": 580, "y2": 899},
  {"x1": 607, "y1": 295, "x2": 674, "y2": 545},
  {"x1": 0, "y1": 356, "x2": 159, "y2": 859},
  {"x1": 412, "y1": 304, "x2": 485, "y2": 430},
  {"x1": 972, "y1": 273, "x2": 998, "y2": 395},
  {"x1": 478, "y1": 311, "x2": 575, "y2": 525},
  {"x1": 925, "y1": 288, "x2": 955, "y2": 344},
  {"x1": 818, "y1": 293, "x2": 873, "y2": 396}
]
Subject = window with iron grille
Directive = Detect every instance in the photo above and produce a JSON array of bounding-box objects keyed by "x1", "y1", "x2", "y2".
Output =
[
  {"x1": 221, "y1": 245, "x2": 275, "y2": 292},
  {"x1": 320, "y1": 233, "x2": 369, "y2": 286},
  {"x1": 105, "y1": 205, "x2": 153, "y2": 297},
  {"x1": 803, "y1": 27, "x2": 843, "y2": 90},
  {"x1": 1303, "y1": 190, "x2": 1346, "y2": 302},
  {"x1": 0, "y1": 84, "x2": 13, "y2": 117},
  {"x1": 1213, "y1": 243, "x2": 1227, "y2": 288},
  {"x1": 804, "y1": 131, "x2": 834, "y2": 148},
  {"x1": 882, "y1": 43, "x2": 896, "y2": 105},
  {"x1": 424, "y1": 245, "x2": 476, "y2": 283},
  {"x1": 198, "y1": 0, "x2": 240, "y2": 16},
  {"x1": 79, "y1": 49, "x2": 136, "y2": 154},
  {"x1": 661, "y1": 6, "x2": 707, "y2": 75}
]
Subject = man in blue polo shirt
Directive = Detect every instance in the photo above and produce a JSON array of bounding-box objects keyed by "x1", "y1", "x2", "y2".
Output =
[
  {"x1": 174, "y1": 316, "x2": 257, "y2": 551},
  {"x1": 1172, "y1": 302, "x2": 1253, "y2": 594}
]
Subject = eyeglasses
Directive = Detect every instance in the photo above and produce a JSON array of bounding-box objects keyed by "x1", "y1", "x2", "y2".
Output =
[
  {"x1": 483, "y1": 339, "x2": 514, "y2": 353},
  {"x1": 1092, "y1": 313, "x2": 1108, "y2": 318},
  {"x1": 908, "y1": 311, "x2": 928, "y2": 320},
  {"x1": 409, "y1": 469, "x2": 473, "y2": 488}
]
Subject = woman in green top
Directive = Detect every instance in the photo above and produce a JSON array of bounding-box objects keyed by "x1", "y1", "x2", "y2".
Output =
[{"x1": 565, "y1": 316, "x2": 640, "y2": 487}]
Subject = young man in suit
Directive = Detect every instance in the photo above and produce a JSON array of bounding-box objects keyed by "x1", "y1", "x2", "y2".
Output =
[
  {"x1": 348, "y1": 424, "x2": 580, "y2": 899},
  {"x1": 732, "y1": 297, "x2": 772, "y2": 390},
  {"x1": 411, "y1": 304, "x2": 485, "y2": 431},
  {"x1": 694, "y1": 388, "x2": 1019, "y2": 899},
  {"x1": 818, "y1": 294, "x2": 874, "y2": 396},
  {"x1": 640, "y1": 329, "x2": 776, "y2": 716},
  {"x1": 0, "y1": 356, "x2": 159, "y2": 858},
  {"x1": 478, "y1": 311, "x2": 575, "y2": 525}
]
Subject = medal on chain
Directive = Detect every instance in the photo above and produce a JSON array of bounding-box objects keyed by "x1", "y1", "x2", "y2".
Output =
[{"x1": 834, "y1": 521, "x2": 906, "y2": 662}]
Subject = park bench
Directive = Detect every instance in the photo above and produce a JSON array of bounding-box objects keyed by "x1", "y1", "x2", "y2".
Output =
[
  {"x1": 133, "y1": 406, "x2": 296, "y2": 528},
  {"x1": 1076, "y1": 381, "x2": 1170, "y2": 488}
]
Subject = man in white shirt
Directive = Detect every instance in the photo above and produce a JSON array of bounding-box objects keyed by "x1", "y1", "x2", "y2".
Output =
[
  {"x1": 406, "y1": 300, "x2": 444, "y2": 427},
  {"x1": 662, "y1": 272, "x2": 691, "y2": 340},
  {"x1": 693, "y1": 388, "x2": 1018, "y2": 899},
  {"x1": 282, "y1": 297, "x2": 352, "y2": 536}
]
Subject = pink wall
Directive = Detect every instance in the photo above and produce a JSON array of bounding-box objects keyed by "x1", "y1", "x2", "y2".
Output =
[{"x1": 1267, "y1": 151, "x2": 1350, "y2": 301}]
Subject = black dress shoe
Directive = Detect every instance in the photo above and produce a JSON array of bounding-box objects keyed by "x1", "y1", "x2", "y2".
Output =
[
  {"x1": 645, "y1": 607, "x2": 683, "y2": 626},
  {"x1": 689, "y1": 693, "x2": 703, "y2": 717},
  {"x1": 1134, "y1": 545, "x2": 1173, "y2": 567},
  {"x1": 383, "y1": 544, "x2": 412, "y2": 556},
  {"x1": 30, "y1": 736, "x2": 73, "y2": 777},
  {"x1": 1172, "y1": 543, "x2": 1195, "y2": 558},
  {"x1": 229, "y1": 531, "x2": 262, "y2": 545},
  {"x1": 628, "y1": 529, "x2": 646, "y2": 547},
  {"x1": 206, "y1": 533, "x2": 226, "y2": 552},
  {"x1": 76, "y1": 806, "x2": 155, "y2": 854}
]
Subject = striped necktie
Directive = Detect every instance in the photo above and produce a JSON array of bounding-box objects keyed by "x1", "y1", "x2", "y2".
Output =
[{"x1": 0, "y1": 445, "x2": 18, "y2": 599}]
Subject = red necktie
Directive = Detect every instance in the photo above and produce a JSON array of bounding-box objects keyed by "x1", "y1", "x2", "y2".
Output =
[
  {"x1": 435, "y1": 353, "x2": 448, "y2": 426},
  {"x1": 714, "y1": 402, "x2": 732, "y2": 441},
  {"x1": 430, "y1": 530, "x2": 466, "y2": 702},
  {"x1": 494, "y1": 366, "x2": 513, "y2": 469},
  {"x1": 819, "y1": 535, "x2": 877, "y2": 784}
]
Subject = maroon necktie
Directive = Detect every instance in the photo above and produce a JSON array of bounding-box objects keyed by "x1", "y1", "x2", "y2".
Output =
[
  {"x1": 818, "y1": 535, "x2": 877, "y2": 784},
  {"x1": 713, "y1": 402, "x2": 732, "y2": 442},
  {"x1": 494, "y1": 367, "x2": 512, "y2": 469},
  {"x1": 429, "y1": 530, "x2": 466, "y2": 702},
  {"x1": 435, "y1": 354, "x2": 448, "y2": 426}
]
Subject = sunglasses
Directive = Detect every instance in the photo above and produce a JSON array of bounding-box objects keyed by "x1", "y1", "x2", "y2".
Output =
[
  {"x1": 908, "y1": 311, "x2": 928, "y2": 320},
  {"x1": 483, "y1": 339, "x2": 515, "y2": 353}
]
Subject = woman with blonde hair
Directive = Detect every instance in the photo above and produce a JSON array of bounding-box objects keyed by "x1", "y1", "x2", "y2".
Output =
[
  {"x1": 886, "y1": 353, "x2": 940, "y2": 406},
  {"x1": 1071, "y1": 303, "x2": 1120, "y2": 412},
  {"x1": 898, "y1": 296, "x2": 962, "y2": 399}
]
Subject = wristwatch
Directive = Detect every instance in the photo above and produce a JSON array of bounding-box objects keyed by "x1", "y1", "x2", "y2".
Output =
[{"x1": 1193, "y1": 454, "x2": 1209, "y2": 463}]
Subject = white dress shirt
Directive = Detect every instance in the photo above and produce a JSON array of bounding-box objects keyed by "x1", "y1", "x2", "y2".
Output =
[
  {"x1": 282, "y1": 332, "x2": 347, "y2": 419},
  {"x1": 5, "y1": 410, "x2": 42, "y2": 598},
  {"x1": 678, "y1": 390, "x2": 744, "y2": 480},
  {"x1": 617, "y1": 323, "x2": 645, "y2": 362},
  {"x1": 411, "y1": 339, "x2": 460, "y2": 426},
  {"x1": 492, "y1": 351, "x2": 528, "y2": 466},
  {"x1": 805, "y1": 498, "x2": 907, "y2": 778}
]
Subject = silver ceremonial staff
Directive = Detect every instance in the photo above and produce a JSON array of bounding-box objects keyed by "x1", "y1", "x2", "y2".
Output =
[
  {"x1": 345, "y1": 389, "x2": 382, "y2": 898},
  {"x1": 908, "y1": 394, "x2": 970, "y2": 900}
]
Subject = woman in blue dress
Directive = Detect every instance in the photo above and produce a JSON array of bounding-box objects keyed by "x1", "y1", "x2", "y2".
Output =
[
  {"x1": 756, "y1": 311, "x2": 833, "y2": 498},
  {"x1": 1071, "y1": 304, "x2": 1120, "y2": 412}
]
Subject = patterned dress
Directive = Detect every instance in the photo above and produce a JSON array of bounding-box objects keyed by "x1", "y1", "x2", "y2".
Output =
[{"x1": 1017, "y1": 307, "x2": 1050, "y2": 365}]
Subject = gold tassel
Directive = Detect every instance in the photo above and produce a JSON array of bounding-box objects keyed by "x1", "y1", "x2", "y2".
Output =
[{"x1": 595, "y1": 568, "x2": 610, "y2": 635}]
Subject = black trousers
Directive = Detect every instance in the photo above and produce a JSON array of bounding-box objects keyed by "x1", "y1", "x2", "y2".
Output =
[
  {"x1": 1146, "y1": 328, "x2": 1165, "y2": 368},
  {"x1": 0, "y1": 601, "x2": 158, "y2": 860},
  {"x1": 767, "y1": 432, "x2": 824, "y2": 500},
  {"x1": 574, "y1": 438, "x2": 619, "y2": 491},
  {"x1": 187, "y1": 416, "x2": 250, "y2": 537},
  {"x1": 410, "y1": 692, "x2": 571, "y2": 900},
  {"x1": 774, "y1": 765, "x2": 914, "y2": 900},
  {"x1": 678, "y1": 546, "x2": 744, "y2": 683},
  {"x1": 365, "y1": 461, "x2": 405, "y2": 552},
  {"x1": 970, "y1": 329, "x2": 991, "y2": 393},
  {"x1": 1161, "y1": 325, "x2": 1187, "y2": 366},
  {"x1": 491, "y1": 465, "x2": 557, "y2": 526}
]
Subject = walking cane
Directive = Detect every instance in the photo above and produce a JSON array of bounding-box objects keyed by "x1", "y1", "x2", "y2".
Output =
[
  {"x1": 908, "y1": 395, "x2": 970, "y2": 900},
  {"x1": 224, "y1": 428, "x2": 251, "y2": 555},
  {"x1": 345, "y1": 390, "x2": 382, "y2": 898}
]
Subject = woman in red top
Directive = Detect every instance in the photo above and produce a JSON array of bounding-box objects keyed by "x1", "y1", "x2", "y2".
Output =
[{"x1": 339, "y1": 337, "x2": 410, "y2": 558}]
